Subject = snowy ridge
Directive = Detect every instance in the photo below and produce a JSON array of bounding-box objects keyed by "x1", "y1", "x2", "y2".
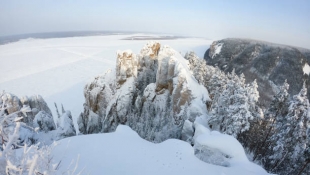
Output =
[{"x1": 204, "y1": 38, "x2": 310, "y2": 105}]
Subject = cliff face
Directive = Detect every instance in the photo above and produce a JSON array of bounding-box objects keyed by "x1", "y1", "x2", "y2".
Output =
[
  {"x1": 204, "y1": 38, "x2": 310, "y2": 104},
  {"x1": 78, "y1": 42, "x2": 210, "y2": 142}
]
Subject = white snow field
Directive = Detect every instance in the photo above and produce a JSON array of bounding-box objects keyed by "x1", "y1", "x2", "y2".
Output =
[
  {"x1": 0, "y1": 34, "x2": 211, "y2": 130},
  {"x1": 52, "y1": 125, "x2": 268, "y2": 175}
]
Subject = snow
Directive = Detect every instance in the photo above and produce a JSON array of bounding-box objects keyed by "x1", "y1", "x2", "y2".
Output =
[
  {"x1": 303, "y1": 63, "x2": 310, "y2": 75},
  {"x1": 0, "y1": 34, "x2": 212, "y2": 132},
  {"x1": 160, "y1": 45, "x2": 211, "y2": 115},
  {"x1": 212, "y1": 43, "x2": 223, "y2": 58},
  {"x1": 52, "y1": 125, "x2": 269, "y2": 175},
  {"x1": 196, "y1": 131, "x2": 248, "y2": 161},
  {"x1": 0, "y1": 34, "x2": 269, "y2": 174},
  {"x1": 193, "y1": 122, "x2": 210, "y2": 141},
  {"x1": 194, "y1": 127, "x2": 268, "y2": 174}
]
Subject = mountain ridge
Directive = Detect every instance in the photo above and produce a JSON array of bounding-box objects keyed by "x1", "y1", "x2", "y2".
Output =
[{"x1": 204, "y1": 38, "x2": 310, "y2": 105}]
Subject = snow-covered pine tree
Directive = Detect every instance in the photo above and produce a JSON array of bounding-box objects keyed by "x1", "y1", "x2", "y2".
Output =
[
  {"x1": 208, "y1": 83, "x2": 229, "y2": 131},
  {"x1": 61, "y1": 104, "x2": 65, "y2": 114},
  {"x1": 207, "y1": 67, "x2": 227, "y2": 104},
  {"x1": 268, "y1": 82, "x2": 310, "y2": 175},
  {"x1": 246, "y1": 79, "x2": 262, "y2": 117},
  {"x1": 251, "y1": 80, "x2": 290, "y2": 163},
  {"x1": 54, "y1": 102, "x2": 61, "y2": 119},
  {"x1": 209, "y1": 70, "x2": 259, "y2": 138},
  {"x1": 266, "y1": 80, "x2": 290, "y2": 122},
  {"x1": 185, "y1": 51, "x2": 213, "y2": 88},
  {"x1": 185, "y1": 51, "x2": 229, "y2": 109},
  {"x1": 297, "y1": 131, "x2": 310, "y2": 175},
  {"x1": 236, "y1": 79, "x2": 264, "y2": 154},
  {"x1": 209, "y1": 70, "x2": 234, "y2": 132}
]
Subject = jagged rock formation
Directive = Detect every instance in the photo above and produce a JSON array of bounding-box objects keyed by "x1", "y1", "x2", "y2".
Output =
[
  {"x1": 204, "y1": 38, "x2": 310, "y2": 105},
  {"x1": 1, "y1": 93, "x2": 52, "y2": 127},
  {"x1": 0, "y1": 92, "x2": 76, "y2": 148},
  {"x1": 78, "y1": 42, "x2": 210, "y2": 142}
]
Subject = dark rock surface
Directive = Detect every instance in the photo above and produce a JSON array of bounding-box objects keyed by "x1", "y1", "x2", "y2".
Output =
[{"x1": 204, "y1": 38, "x2": 310, "y2": 105}]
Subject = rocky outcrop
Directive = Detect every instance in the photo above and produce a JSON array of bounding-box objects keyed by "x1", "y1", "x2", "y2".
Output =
[
  {"x1": 0, "y1": 92, "x2": 54, "y2": 147},
  {"x1": 1, "y1": 93, "x2": 52, "y2": 127},
  {"x1": 116, "y1": 50, "x2": 137, "y2": 85},
  {"x1": 204, "y1": 38, "x2": 310, "y2": 105},
  {"x1": 33, "y1": 111, "x2": 56, "y2": 132},
  {"x1": 79, "y1": 42, "x2": 210, "y2": 142},
  {"x1": 0, "y1": 92, "x2": 76, "y2": 147}
]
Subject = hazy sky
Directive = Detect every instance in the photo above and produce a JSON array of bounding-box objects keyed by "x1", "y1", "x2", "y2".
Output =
[{"x1": 1, "y1": 0, "x2": 310, "y2": 48}]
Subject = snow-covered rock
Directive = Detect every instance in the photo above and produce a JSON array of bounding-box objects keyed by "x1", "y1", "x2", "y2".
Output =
[
  {"x1": 1, "y1": 93, "x2": 21, "y2": 114},
  {"x1": 1, "y1": 122, "x2": 37, "y2": 148},
  {"x1": 79, "y1": 42, "x2": 210, "y2": 142},
  {"x1": 1, "y1": 93, "x2": 53, "y2": 127},
  {"x1": 33, "y1": 111, "x2": 56, "y2": 132},
  {"x1": 0, "y1": 92, "x2": 75, "y2": 148},
  {"x1": 181, "y1": 120, "x2": 194, "y2": 144},
  {"x1": 116, "y1": 50, "x2": 138, "y2": 85},
  {"x1": 193, "y1": 124, "x2": 268, "y2": 174}
]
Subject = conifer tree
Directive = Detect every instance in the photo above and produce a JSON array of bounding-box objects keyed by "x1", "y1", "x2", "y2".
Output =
[
  {"x1": 268, "y1": 82, "x2": 310, "y2": 174},
  {"x1": 209, "y1": 70, "x2": 260, "y2": 138},
  {"x1": 252, "y1": 80, "x2": 290, "y2": 161}
]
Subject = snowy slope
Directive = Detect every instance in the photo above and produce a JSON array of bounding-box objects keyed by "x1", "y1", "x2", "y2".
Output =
[
  {"x1": 0, "y1": 34, "x2": 212, "y2": 131},
  {"x1": 52, "y1": 125, "x2": 268, "y2": 175}
]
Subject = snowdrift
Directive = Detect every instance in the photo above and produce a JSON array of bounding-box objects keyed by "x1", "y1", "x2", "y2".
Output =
[{"x1": 52, "y1": 125, "x2": 269, "y2": 175}]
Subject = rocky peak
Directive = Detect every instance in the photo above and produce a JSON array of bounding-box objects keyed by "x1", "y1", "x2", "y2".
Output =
[
  {"x1": 140, "y1": 41, "x2": 160, "y2": 58},
  {"x1": 79, "y1": 42, "x2": 210, "y2": 142},
  {"x1": 116, "y1": 50, "x2": 137, "y2": 85}
]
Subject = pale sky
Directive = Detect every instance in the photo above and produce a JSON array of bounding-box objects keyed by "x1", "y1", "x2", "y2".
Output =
[{"x1": 0, "y1": 0, "x2": 310, "y2": 49}]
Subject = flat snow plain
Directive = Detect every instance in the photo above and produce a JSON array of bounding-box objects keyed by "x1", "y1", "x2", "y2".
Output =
[{"x1": 0, "y1": 34, "x2": 211, "y2": 130}]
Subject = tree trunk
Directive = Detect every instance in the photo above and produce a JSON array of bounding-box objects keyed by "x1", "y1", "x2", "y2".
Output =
[
  {"x1": 297, "y1": 160, "x2": 310, "y2": 175},
  {"x1": 253, "y1": 118, "x2": 275, "y2": 161}
]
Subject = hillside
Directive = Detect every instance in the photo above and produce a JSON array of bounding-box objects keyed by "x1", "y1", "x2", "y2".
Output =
[{"x1": 204, "y1": 38, "x2": 310, "y2": 105}]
